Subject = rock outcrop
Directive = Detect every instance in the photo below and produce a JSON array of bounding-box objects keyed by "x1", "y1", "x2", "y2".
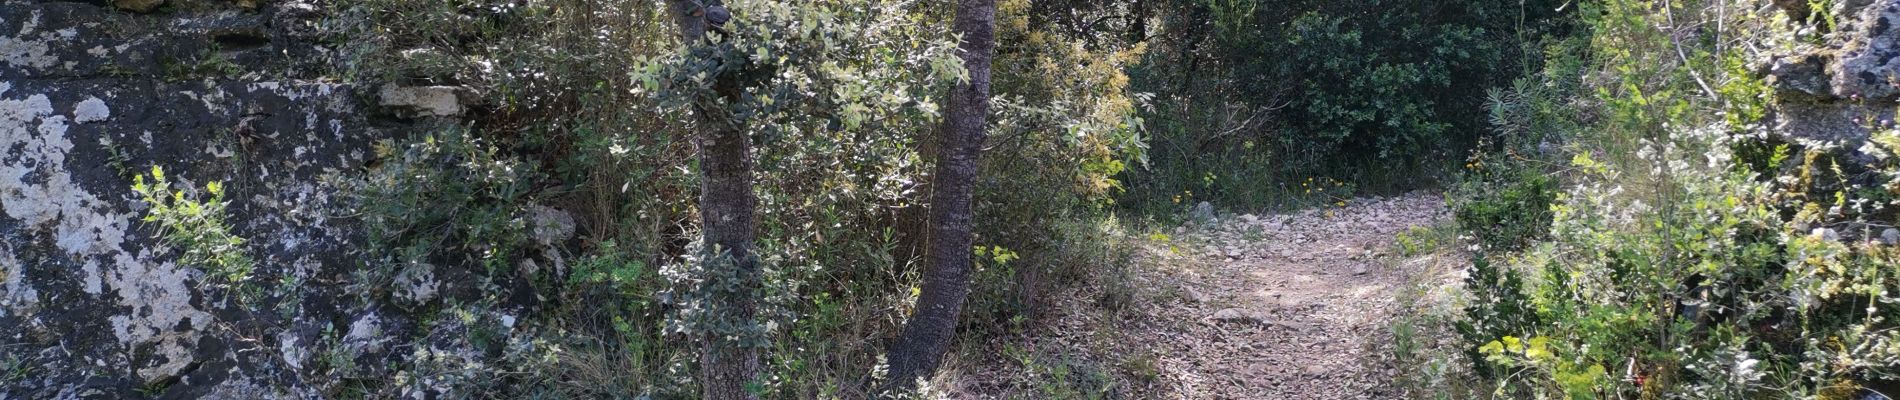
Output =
[
  {"x1": 1765, "y1": 0, "x2": 1900, "y2": 165},
  {"x1": 0, "y1": 1, "x2": 405, "y2": 397}
]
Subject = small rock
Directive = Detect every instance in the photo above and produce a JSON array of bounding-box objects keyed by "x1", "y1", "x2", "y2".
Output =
[
  {"x1": 344, "y1": 312, "x2": 388, "y2": 354},
  {"x1": 1303, "y1": 364, "x2": 1330, "y2": 377},
  {"x1": 1210, "y1": 308, "x2": 1266, "y2": 325},
  {"x1": 526, "y1": 205, "x2": 577, "y2": 246},
  {"x1": 1182, "y1": 286, "x2": 1208, "y2": 304},
  {"x1": 518, "y1": 258, "x2": 540, "y2": 275},
  {"x1": 1812, "y1": 228, "x2": 1841, "y2": 242},
  {"x1": 378, "y1": 84, "x2": 473, "y2": 117},
  {"x1": 1883, "y1": 228, "x2": 1899, "y2": 245},
  {"x1": 1278, "y1": 320, "x2": 1313, "y2": 333},
  {"x1": 1192, "y1": 201, "x2": 1217, "y2": 223},
  {"x1": 391, "y1": 263, "x2": 439, "y2": 303},
  {"x1": 1352, "y1": 264, "x2": 1368, "y2": 275},
  {"x1": 74, "y1": 97, "x2": 111, "y2": 123}
]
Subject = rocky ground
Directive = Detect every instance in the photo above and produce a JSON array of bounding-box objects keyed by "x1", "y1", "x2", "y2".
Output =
[{"x1": 953, "y1": 192, "x2": 1454, "y2": 399}]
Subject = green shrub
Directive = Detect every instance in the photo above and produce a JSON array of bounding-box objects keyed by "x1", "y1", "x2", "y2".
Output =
[
  {"x1": 1394, "y1": 223, "x2": 1459, "y2": 257},
  {"x1": 351, "y1": 125, "x2": 542, "y2": 292},
  {"x1": 965, "y1": 216, "x2": 1142, "y2": 333},
  {"x1": 1424, "y1": 0, "x2": 1900, "y2": 397},
  {"x1": 1452, "y1": 256, "x2": 1542, "y2": 381},
  {"x1": 328, "y1": 0, "x2": 1152, "y2": 396},
  {"x1": 132, "y1": 166, "x2": 256, "y2": 302},
  {"x1": 1117, "y1": 0, "x2": 1577, "y2": 214},
  {"x1": 1000, "y1": 343, "x2": 1117, "y2": 399},
  {"x1": 1452, "y1": 167, "x2": 1556, "y2": 253},
  {"x1": 1447, "y1": 35, "x2": 1591, "y2": 254}
]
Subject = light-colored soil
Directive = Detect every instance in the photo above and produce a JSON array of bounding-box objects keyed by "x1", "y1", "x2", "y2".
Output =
[{"x1": 949, "y1": 192, "x2": 1452, "y2": 399}]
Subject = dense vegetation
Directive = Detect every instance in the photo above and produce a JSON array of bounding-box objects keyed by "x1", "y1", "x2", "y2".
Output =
[
  {"x1": 1397, "y1": 0, "x2": 1900, "y2": 398},
  {"x1": 112, "y1": 0, "x2": 1900, "y2": 397},
  {"x1": 1120, "y1": 0, "x2": 1577, "y2": 213}
]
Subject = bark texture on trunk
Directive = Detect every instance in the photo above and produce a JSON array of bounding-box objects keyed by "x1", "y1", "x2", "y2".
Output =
[
  {"x1": 696, "y1": 116, "x2": 760, "y2": 400},
  {"x1": 886, "y1": 0, "x2": 996, "y2": 393},
  {"x1": 670, "y1": 1, "x2": 760, "y2": 399}
]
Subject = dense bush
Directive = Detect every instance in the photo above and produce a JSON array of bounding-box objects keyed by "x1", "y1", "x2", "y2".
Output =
[
  {"x1": 1452, "y1": 166, "x2": 1557, "y2": 253},
  {"x1": 967, "y1": 0, "x2": 1149, "y2": 326},
  {"x1": 1449, "y1": 36, "x2": 1594, "y2": 253},
  {"x1": 1418, "y1": 0, "x2": 1900, "y2": 398},
  {"x1": 1116, "y1": 0, "x2": 1577, "y2": 215}
]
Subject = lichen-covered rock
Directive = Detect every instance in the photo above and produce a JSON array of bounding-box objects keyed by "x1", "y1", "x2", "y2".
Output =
[
  {"x1": 1775, "y1": 101, "x2": 1897, "y2": 144},
  {"x1": 1833, "y1": 0, "x2": 1900, "y2": 100},
  {"x1": 0, "y1": 78, "x2": 379, "y2": 397},
  {"x1": 1764, "y1": 0, "x2": 1900, "y2": 168},
  {"x1": 378, "y1": 84, "x2": 473, "y2": 118},
  {"x1": 527, "y1": 205, "x2": 576, "y2": 246},
  {"x1": 0, "y1": 1, "x2": 410, "y2": 397},
  {"x1": 1768, "y1": 52, "x2": 1834, "y2": 101}
]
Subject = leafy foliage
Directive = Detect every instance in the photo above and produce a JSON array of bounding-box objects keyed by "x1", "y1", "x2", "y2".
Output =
[
  {"x1": 324, "y1": 0, "x2": 1154, "y2": 396},
  {"x1": 1416, "y1": 0, "x2": 1900, "y2": 398},
  {"x1": 132, "y1": 166, "x2": 256, "y2": 302},
  {"x1": 1453, "y1": 164, "x2": 1557, "y2": 253},
  {"x1": 312, "y1": 0, "x2": 1896, "y2": 398},
  {"x1": 1118, "y1": 0, "x2": 1576, "y2": 214},
  {"x1": 354, "y1": 126, "x2": 541, "y2": 286}
]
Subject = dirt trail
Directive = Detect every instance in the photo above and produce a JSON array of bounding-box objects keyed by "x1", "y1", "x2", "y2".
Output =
[
  {"x1": 955, "y1": 192, "x2": 1451, "y2": 399},
  {"x1": 1152, "y1": 193, "x2": 1449, "y2": 398}
]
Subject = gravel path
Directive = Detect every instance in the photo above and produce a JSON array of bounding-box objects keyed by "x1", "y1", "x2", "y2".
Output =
[{"x1": 954, "y1": 192, "x2": 1451, "y2": 399}]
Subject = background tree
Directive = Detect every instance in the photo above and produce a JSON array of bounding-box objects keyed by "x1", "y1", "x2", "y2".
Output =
[
  {"x1": 886, "y1": 0, "x2": 996, "y2": 393},
  {"x1": 668, "y1": 0, "x2": 761, "y2": 398}
]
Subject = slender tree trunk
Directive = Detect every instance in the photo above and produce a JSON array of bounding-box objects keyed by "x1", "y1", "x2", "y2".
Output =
[
  {"x1": 886, "y1": 0, "x2": 996, "y2": 393},
  {"x1": 669, "y1": 2, "x2": 760, "y2": 399},
  {"x1": 696, "y1": 115, "x2": 760, "y2": 400}
]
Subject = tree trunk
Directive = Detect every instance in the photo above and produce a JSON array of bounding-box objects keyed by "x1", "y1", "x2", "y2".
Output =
[
  {"x1": 885, "y1": 0, "x2": 996, "y2": 393},
  {"x1": 669, "y1": 1, "x2": 760, "y2": 399},
  {"x1": 695, "y1": 114, "x2": 760, "y2": 400}
]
